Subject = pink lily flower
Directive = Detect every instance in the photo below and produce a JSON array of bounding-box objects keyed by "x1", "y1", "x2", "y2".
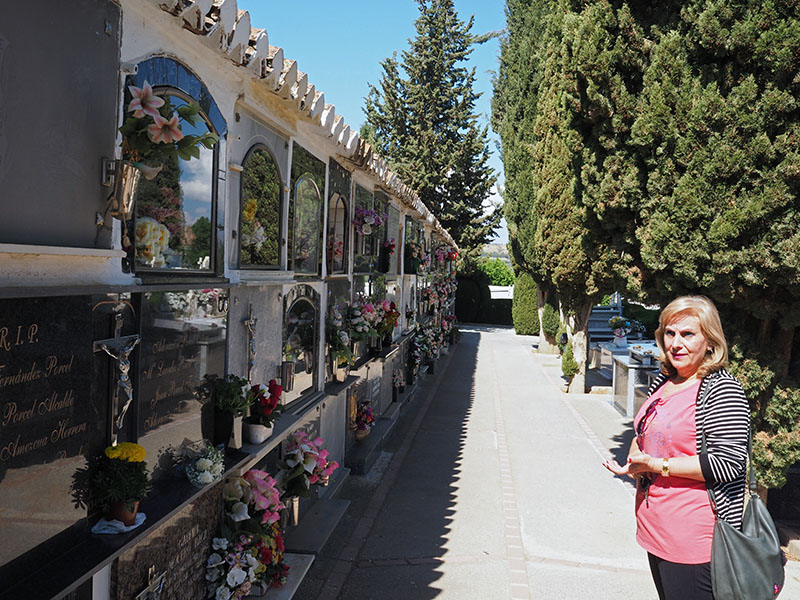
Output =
[
  {"x1": 127, "y1": 82, "x2": 164, "y2": 118},
  {"x1": 147, "y1": 112, "x2": 184, "y2": 144}
]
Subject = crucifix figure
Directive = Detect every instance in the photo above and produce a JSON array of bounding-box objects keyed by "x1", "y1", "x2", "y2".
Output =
[
  {"x1": 244, "y1": 303, "x2": 257, "y2": 382},
  {"x1": 94, "y1": 310, "x2": 140, "y2": 446},
  {"x1": 135, "y1": 567, "x2": 166, "y2": 600}
]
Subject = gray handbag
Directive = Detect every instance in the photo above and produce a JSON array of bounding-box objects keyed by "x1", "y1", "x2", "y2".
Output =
[{"x1": 700, "y1": 387, "x2": 785, "y2": 599}]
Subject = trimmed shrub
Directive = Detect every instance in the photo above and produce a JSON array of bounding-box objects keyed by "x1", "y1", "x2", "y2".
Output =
[
  {"x1": 512, "y1": 272, "x2": 539, "y2": 334},
  {"x1": 541, "y1": 303, "x2": 560, "y2": 339},
  {"x1": 561, "y1": 341, "x2": 579, "y2": 380}
]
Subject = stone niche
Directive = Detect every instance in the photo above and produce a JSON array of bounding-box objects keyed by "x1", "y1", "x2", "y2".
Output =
[
  {"x1": 226, "y1": 286, "x2": 282, "y2": 385},
  {"x1": 0, "y1": 294, "x2": 127, "y2": 579},
  {"x1": 111, "y1": 483, "x2": 223, "y2": 600},
  {"x1": 281, "y1": 285, "x2": 320, "y2": 405},
  {"x1": 136, "y1": 289, "x2": 228, "y2": 477}
]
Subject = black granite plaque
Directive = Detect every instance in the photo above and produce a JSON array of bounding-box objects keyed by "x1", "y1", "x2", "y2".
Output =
[
  {"x1": 137, "y1": 290, "x2": 228, "y2": 474},
  {"x1": 0, "y1": 295, "x2": 113, "y2": 568}
]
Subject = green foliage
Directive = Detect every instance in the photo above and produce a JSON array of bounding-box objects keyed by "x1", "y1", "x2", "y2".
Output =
[
  {"x1": 541, "y1": 303, "x2": 560, "y2": 339},
  {"x1": 512, "y1": 272, "x2": 540, "y2": 335},
  {"x1": 561, "y1": 341, "x2": 580, "y2": 380},
  {"x1": 622, "y1": 300, "x2": 660, "y2": 338},
  {"x1": 363, "y1": 0, "x2": 499, "y2": 256},
  {"x1": 477, "y1": 258, "x2": 515, "y2": 286},
  {"x1": 240, "y1": 148, "x2": 281, "y2": 267},
  {"x1": 195, "y1": 374, "x2": 252, "y2": 416}
]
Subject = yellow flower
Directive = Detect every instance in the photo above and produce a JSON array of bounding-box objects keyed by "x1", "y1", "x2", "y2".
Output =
[
  {"x1": 243, "y1": 198, "x2": 258, "y2": 222},
  {"x1": 104, "y1": 442, "x2": 146, "y2": 463}
]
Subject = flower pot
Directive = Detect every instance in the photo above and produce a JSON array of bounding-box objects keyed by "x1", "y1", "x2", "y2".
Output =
[
  {"x1": 288, "y1": 495, "x2": 300, "y2": 527},
  {"x1": 368, "y1": 335, "x2": 382, "y2": 353},
  {"x1": 355, "y1": 428, "x2": 370, "y2": 442},
  {"x1": 613, "y1": 335, "x2": 628, "y2": 348},
  {"x1": 328, "y1": 353, "x2": 350, "y2": 383},
  {"x1": 281, "y1": 361, "x2": 295, "y2": 392},
  {"x1": 108, "y1": 500, "x2": 140, "y2": 526},
  {"x1": 382, "y1": 332, "x2": 393, "y2": 347},
  {"x1": 243, "y1": 421, "x2": 273, "y2": 445}
]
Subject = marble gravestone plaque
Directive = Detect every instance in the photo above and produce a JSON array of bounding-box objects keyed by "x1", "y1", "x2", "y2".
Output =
[
  {"x1": 137, "y1": 290, "x2": 227, "y2": 474},
  {"x1": 0, "y1": 295, "x2": 111, "y2": 568}
]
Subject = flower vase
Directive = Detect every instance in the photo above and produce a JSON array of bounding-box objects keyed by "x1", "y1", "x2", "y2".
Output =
[
  {"x1": 281, "y1": 361, "x2": 295, "y2": 392},
  {"x1": 382, "y1": 332, "x2": 393, "y2": 347},
  {"x1": 108, "y1": 500, "x2": 140, "y2": 526},
  {"x1": 355, "y1": 428, "x2": 370, "y2": 441},
  {"x1": 229, "y1": 415, "x2": 243, "y2": 450},
  {"x1": 243, "y1": 421, "x2": 273, "y2": 445},
  {"x1": 288, "y1": 496, "x2": 300, "y2": 527},
  {"x1": 213, "y1": 409, "x2": 234, "y2": 447},
  {"x1": 613, "y1": 335, "x2": 627, "y2": 348}
]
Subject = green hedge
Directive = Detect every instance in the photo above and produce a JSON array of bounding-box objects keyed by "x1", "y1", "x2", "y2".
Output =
[
  {"x1": 478, "y1": 258, "x2": 515, "y2": 286},
  {"x1": 512, "y1": 273, "x2": 540, "y2": 334}
]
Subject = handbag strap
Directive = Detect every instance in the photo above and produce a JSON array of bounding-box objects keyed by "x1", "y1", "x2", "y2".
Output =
[{"x1": 698, "y1": 376, "x2": 756, "y2": 518}]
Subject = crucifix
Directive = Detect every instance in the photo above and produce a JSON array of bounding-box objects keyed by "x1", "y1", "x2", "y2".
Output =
[
  {"x1": 243, "y1": 303, "x2": 257, "y2": 382},
  {"x1": 94, "y1": 309, "x2": 140, "y2": 446}
]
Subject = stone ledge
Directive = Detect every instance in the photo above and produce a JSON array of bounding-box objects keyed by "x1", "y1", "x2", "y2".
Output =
[{"x1": 284, "y1": 499, "x2": 350, "y2": 555}]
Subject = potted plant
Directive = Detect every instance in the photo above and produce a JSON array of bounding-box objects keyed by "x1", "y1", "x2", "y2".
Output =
[
  {"x1": 243, "y1": 380, "x2": 283, "y2": 444},
  {"x1": 195, "y1": 374, "x2": 252, "y2": 449},
  {"x1": 77, "y1": 442, "x2": 152, "y2": 526}
]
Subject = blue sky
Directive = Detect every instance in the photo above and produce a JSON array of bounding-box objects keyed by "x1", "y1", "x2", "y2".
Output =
[{"x1": 238, "y1": 0, "x2": 509, "y2": 244}]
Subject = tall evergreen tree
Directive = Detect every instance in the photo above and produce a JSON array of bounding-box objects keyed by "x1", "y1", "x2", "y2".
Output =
[{"x1": 362, "y1": 0, "x2": 499, "y2": 257}]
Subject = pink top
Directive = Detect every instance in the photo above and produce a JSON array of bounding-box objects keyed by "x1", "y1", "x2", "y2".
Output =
[{"x1": 634, "y1": 380, "x2": 715, "y2": 564}]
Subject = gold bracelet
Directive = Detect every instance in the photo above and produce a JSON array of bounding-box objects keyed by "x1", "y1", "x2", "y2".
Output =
[{"x1": 661, "y1": 458, "x2": 670, "y2": 477}]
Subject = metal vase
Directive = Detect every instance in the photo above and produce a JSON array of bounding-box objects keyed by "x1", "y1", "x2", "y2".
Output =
[{"x1": 281, "y1": 361, "x2": 295, "y2": 392}]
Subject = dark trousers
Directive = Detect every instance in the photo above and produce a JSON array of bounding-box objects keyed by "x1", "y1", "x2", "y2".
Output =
[{"x1": 648, "y1": 553, "x2": 714, "y2": 600}]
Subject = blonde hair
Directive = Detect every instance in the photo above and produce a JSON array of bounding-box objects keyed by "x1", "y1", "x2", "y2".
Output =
[{"x1": 655, "y1": 295, "x2": 728, "y2": 378}]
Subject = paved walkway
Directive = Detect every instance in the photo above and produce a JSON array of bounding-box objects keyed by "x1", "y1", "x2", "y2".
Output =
[{"x1": 296, "y1": 325, "x2": 800, "y2": 599}]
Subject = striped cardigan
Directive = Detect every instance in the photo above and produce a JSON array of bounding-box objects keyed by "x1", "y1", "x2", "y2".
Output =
[{"x1": 647, "y1": 368, "x2": 750, "y2": 529}]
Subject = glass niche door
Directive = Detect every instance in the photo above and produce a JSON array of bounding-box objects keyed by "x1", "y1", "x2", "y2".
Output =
[
  {"x1": 281, "y1": 289, "x2": 319, "y2": 404},
  {"x1": 326, "y1": 193, "x2": 348, "y2": 275}
]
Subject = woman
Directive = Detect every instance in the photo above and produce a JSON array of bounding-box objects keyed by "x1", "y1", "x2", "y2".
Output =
[{"x1": 603, "y1": 296, "x2": 749, "y2": 600}]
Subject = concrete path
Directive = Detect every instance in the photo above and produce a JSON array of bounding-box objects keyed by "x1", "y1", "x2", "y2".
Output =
[{"x1": 295, "y1": 325, "x2": 800, "y2": 600}]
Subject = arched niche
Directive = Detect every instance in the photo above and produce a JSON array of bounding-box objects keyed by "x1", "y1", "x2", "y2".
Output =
[
  {"x1": 281, "y1": 284, "x2": 320, "y2": 404},
  {"x1": 327, "y1": 193, "x2": 348, "y2": 274},
  {"x1": 240, "y1": 144, "x2": 281, "y2": 269}
]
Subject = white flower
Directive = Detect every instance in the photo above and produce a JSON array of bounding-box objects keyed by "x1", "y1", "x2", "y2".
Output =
[
  {"x1": 212, "y1": 538, "x2": 229, "y2": 551},
  {"x1": 195, "y1": 458, "x2": 213, "y2": 471},
  {"x1": 227, "y1": 501, "x2": 250, "y2": 522},
  {"x1": 209, "y1": 461, "x2": 223, "y2": 476},
  {"x1": 207, "y1": 553, "x2": 224, "y2": 568},
  {"x1": 197, "y1": 470, "x2": 214, "y2": 484},
  {"x1": 226, "y1": 567, "x2": 247, "y2": 588},
  {"x1": 363, "y1": 215, "x2": 375, "y2": 225},
  {"x1": 215, "y1": 585, "x2": 232, "y2": 600}
]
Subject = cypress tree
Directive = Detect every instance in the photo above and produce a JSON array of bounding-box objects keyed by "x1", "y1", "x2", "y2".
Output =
[{"x1": 362, "y1": 0, "x2": 499, "y2": 257}]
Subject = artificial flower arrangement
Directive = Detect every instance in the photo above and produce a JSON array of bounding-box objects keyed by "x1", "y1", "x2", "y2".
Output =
[
  {"x1": 354, "y1": 401, "x2": 376, "y2": 431},
  {"x1": 447, "y1": 248, "x2": 458, "y2": 261},
  {"x1": 383, "y1": 237, "x2": 396, "y2": 256},
  {"x1": 246, "y1": 381, "x2": 283, "y2": 428},
  {"x1": 351, "y1": 206, "x2": 387, "y2": 236},
  {"x1": 326, "y1": 305, "x2": 355, "y2": 365},
  {"x1": 608, "y1": 316, "x2": 632, "y2": 338},
  {"x1": 276, "y1": 430, "x2": 339, "y2": 498},
  {"x1": 346, "y1": 301, "x2": 373, "y2": 342},
  {"x1": 73, "y1": 442, "x2": 152, "y2": 518},
  {"x1": 195, "y1": 374, "x2": 252, "y2": 417},
  {"x1": 392, "y1": 369, "x2": 405, "y2": 389},
  {"x1": 206, "y1": 469, "x2": 289, "y2": 598},
  {"x1": 629, "y1": 319, "x2": 646, "y2": 336},
  {"x1": 405, "y1": 306, "x2": 416, "y2": 322},
  {"x1": 119, "y1": 81, "x2": 219, "y2": 179},
  {"x1": 408, "y1": 333, "x2": 424, "y2": 374},
  {"x1": 240, "y1": 198, "x2": 268, "y2": 253},
  {"x1": 185, "y1": 443, "x2": 225, "y2": 488},
  {"x1": 376, "y1": 300, "x2": 400, "y2": 339}
]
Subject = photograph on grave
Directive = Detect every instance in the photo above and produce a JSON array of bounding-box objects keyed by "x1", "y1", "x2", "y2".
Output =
[
  {"x1": 137, "y1": 289, "x2": 228, "y2": 477},
  {"x1": 0, "y1": 295, "x2": 120, "y2": 569}
]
